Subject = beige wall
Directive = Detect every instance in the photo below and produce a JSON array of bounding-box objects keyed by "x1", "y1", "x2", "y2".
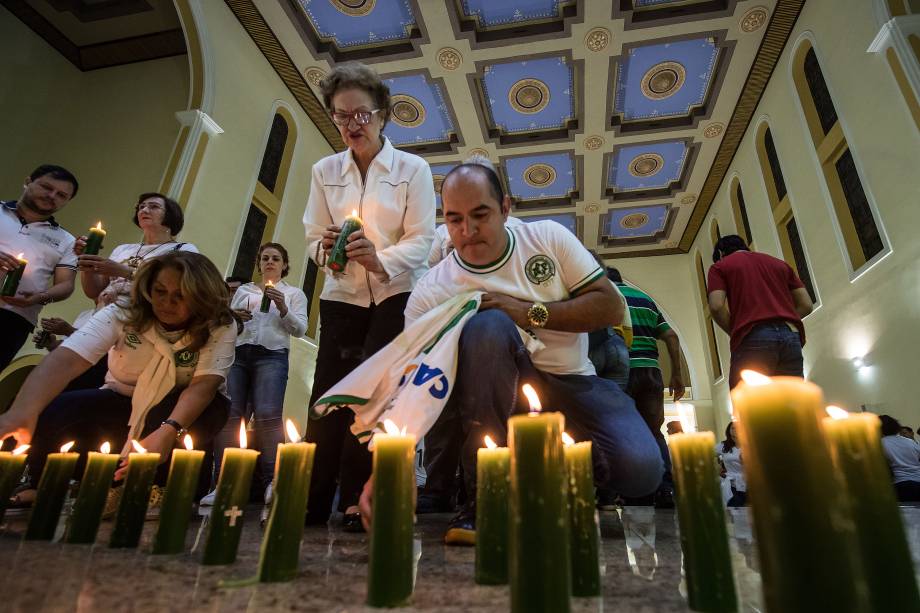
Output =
[{"x1": 688, "y1": 0, "x2": 920, "y2": 433}]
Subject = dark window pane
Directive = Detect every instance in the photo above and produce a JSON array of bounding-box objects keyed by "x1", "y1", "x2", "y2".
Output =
[
  {"x1": 258, "y1": 114, "x2": 289, "y2": 192},
  {"x1": 804, "y1": 47, "x2": 839, "y2": 136},
  {"x1": 764, "y1": 128, "x2": 787, "y2": 201},
  {"x1": 232, "y1": 204, "x2": 267, "y2": 280},
  {"x1": 301, "y1": 259, "x2": 319, "y2": 320},
  {"x1": 736, "y1": 182, "x2": 753, "y2": 244},
  {"x1": 835, "y1": 149, "x2": 883, "y2": 263},
  {"x1": 785, "y1": 217, "x2": 817, "y2": 304}
]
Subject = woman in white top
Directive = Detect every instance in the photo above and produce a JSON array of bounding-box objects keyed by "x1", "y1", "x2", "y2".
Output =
[
  {"x1": 716, "y1": 421, "x2": 747, "y2": 507},
  {"x1": 879, "y1": 414, "x2": 920, "y2": 502},
  {"x1": 303, "y1": 62, "x2": 435, "y2": 530},
  {"x1": 211, "y1": 242, "x2": 308, "y2": 498},
  {"x1": 76, "y1": 192, "x2": 198, "y2": 305},
  {"x1": 0, "y1": 251, "x2": 236, "y2": 501}
]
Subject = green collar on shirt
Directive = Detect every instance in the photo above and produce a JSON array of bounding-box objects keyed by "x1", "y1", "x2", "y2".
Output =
[{"x1": 452, "y1": 228, "x2": 515, "y2": 274}]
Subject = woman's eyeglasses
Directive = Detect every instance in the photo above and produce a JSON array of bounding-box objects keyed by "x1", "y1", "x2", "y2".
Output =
[{"x1": 331, "y1": 109, "x2": 381, "y2": 126}]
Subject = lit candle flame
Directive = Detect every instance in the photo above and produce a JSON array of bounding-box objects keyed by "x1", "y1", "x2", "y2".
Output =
[
  {"x1": 826, "y1": 405, "x2": 849, "y2": 420},
  {"x1": 100, "y1": 441, "x2": 111, "y2": 454},
  {"x1": 351, "y1": 209, "x2": 358, "y2": 218},
  {"x1": 239, "y1": 419, "x2": 248, "y2": 449},
  {"x1": 131, "y1": 439, "x2": 147, "y2": 454},
  {"x1": 265, "y1": 280, "x2": 273, "y2": 288},
  {"x1": 12, "y1": 444, "x2": 29, "y2": 456},
  {"x1": 184, "y1": 434, "x2": 194, "y2": 450},
  {"x1": 60, "y1": 441, "x2": 75, "y2": 453},
  {"x1": 522, "y1": 384, "x2": 542, "y2": 413},
  {"x1": 740, "y1": 370, "x2": 771, "y2": 386},
  {"x1": 285, "y1": 419, "x2": 301, "y2": 443},
  {"x1": 562, "y1": 432, "x2": 575, "y2": 446},
  {"x1": 383, "y1": 419, "x2": 401, "y2": 436},
  {"x1": 94, "y1": 221, "x2": 103, "y2": 231},
  {"x1": 16, "y1": 253, "x2": 24, "y2": 260},
  {"x1": 484, "y1": 435, "x2": 497, "y2": 449}
]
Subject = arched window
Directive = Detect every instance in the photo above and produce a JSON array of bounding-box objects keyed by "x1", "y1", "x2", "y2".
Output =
[
  {"x1": 695, "y1": 253, "x2": 723, "y2": 381},
  {"x1": 709, "y1": 219, "x2": 721, "y2": 253},
  {"x1": 792, "y1": 41, "x2": 888, "y2": 274},
  {"x1": 755, "y1": 123, "x2": 819, "y2": 305},
  {"x1": 232, "y1": 107, "x2": 298, "y2": 280},
  {"x1": 730, "y1": 178, "x2": 753, "y2": 246}
]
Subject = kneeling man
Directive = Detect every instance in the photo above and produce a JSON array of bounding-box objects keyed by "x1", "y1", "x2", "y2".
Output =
[{"x1": 389, "y1": 162, "x2": 662, "y2": 542}]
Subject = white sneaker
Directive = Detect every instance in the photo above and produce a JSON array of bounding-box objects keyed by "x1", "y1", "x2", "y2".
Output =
[{"x1": 199, "y1": 489, "x2": 216, "y2": 507}]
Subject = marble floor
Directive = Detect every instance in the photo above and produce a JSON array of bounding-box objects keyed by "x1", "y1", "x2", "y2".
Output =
[{"x1": 2, "y1": 506, "x2": 920, "y2": 612}]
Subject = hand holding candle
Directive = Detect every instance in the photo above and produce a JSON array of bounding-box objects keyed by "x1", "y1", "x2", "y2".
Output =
[
  {"x1": 26, "y1": 440, "x2": 78, "y2": 540},
  {"x1": 66, "y1": 441, "x2": 119, "y2": 544},
  {"x1": 83, "y1": 222, "x2": 106, "y2": 255},
  {"x1": 152, "y1": 434, "x2": 205, "y2": 554},
  {"x1": 475, "y1": 435, "x2": 510, "y2": 585},
  {"x1": 327, "y1": 210, "x2": 363, "y2": 273},
  {"x1": 259, "y1": 280, "x2": 274, "y2": 313},
  {"x1": 0, "y1": 253, "x2": 28, "y2": 297},
  {"x1": 0, "y1": 444, "x2": 29, "y2": 523}
]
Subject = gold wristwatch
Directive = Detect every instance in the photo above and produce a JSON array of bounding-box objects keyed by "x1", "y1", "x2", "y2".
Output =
[{"x1": 527, "y1": 302, "x2": 549, "y2": 329}]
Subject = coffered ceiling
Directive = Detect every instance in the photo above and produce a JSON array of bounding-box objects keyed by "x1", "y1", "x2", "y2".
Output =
[{"x1": 231, "y1": 0, "x2": 805, "y2": 257}]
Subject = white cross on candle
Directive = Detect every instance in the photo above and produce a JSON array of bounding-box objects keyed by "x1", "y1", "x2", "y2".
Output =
[{"x1": 224, "y1": 506, "x2": 243, "y2": 527}]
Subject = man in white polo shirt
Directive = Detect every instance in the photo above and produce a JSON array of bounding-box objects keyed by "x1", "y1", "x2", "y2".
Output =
[
  {"x1": 406, "y1": 163, "x2": 662, "y2": 543},
  {"x1": 0, "y1": 165, "x2": 79, "y2": 370}
]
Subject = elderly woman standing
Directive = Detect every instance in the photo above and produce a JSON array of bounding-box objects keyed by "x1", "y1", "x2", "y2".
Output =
[
  {"x1": 0, "y1": 251, "x2": 235, "y2": 504},
  {"x1": 303, "y1": 63, "x2": 435, "y2": 530},
  {"x1": 76, "y1": 192, "x2": 198, "y2": 305}
]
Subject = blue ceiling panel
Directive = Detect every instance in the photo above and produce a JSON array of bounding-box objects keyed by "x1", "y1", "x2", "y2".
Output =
[
  {"x1": 298, "y1": 0, "x2": 416, "y2": 48},
  {"x1": 429, "y1": 163, "x2": 458, "y2": 212},
  {"x1": 613, "y1": 37, "x2": 719, "y2": 122},
  {"x1": 382, "y1": 74, "x2": 456, "y2": 147},
  {"x1": 608, "y1": 140, "x2": 688, "y2": 193},
  {"x1": 460, "y1": 0, "x2": 569, "y2": 26},
  {"x1": 521, "y1": 213, "x2": 577, "y2": 235},
  {"x1": 481, "y1": 56, "x2": 575, "y2": 134},
  {"x1": 504, "y1": 152, "x2": 576, "y2": 201},
  {"x1": 606, "y1": 205, "x2": 670, "y2": 238}
]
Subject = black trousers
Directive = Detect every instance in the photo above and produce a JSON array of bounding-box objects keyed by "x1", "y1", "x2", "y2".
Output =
[
  {"x1": 0, "y1": 309, "x2": 34, "y2": 372},
  {"x1": 305, "y1": 293, "x2": 409, "y2": 523},
  {"x1": 625, "y1": 366, "x2": 672, "y2": 488},
  {"x1": 26, "y1": 387, "x2": 229, "y2": 488}
]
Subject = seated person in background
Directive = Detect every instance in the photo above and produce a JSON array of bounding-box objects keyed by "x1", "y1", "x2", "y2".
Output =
[
  {"x1": 76, "y1": 192, "x2": 198, "y2": 306},
  {"x1": 369, "y1": 162, "x2": 662, "y2": 542},
  {"x1": 666, "y1": 420, "x2": 684, "y2": 436},
  {"x1": 0, "y1": 251, "x2": 235, "y2": 507},
  {"x1": 900, "y1": 426, "x2": 916, "y2": 441},
  {"x1": 716, "y1": 421, "x2": 746, "y2": 507},
  {"x1": 880, "y1": 414, "x2": 920, "y2": 502}
]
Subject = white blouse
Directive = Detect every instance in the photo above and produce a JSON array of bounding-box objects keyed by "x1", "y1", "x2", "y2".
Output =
[
  {"x1": 231, "y1": 281, "x2": 309, "y2": 351},
  {"x1": 715, "y1": 443, "x2": 746, "y2": 492},
  {"x1": 105, "y1": 241, "x2": 199, "y2": 303}
]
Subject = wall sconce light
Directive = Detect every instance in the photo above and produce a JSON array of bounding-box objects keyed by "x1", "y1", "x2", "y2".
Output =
[{"x1": 852, "y1": 356, "x2": 868, "y2": 370}]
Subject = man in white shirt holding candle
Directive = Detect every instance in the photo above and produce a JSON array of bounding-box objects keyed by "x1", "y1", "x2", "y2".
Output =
[
  {"x1": 0, "y1": 165, "x2": 80, "y2": 370},
  {"x1": 397, "y1": 162, "x2": 663, "y2": 543}
]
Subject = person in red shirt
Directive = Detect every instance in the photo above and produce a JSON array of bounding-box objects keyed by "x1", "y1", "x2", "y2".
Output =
[{"x1": 707, "y1": 235, "x2": 813, "y2": 388}]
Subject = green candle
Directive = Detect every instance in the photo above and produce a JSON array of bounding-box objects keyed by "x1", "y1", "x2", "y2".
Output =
[
  {"x1": 258, "y1": 420, "x2": 316, "y2": 582},
  {"x1": 0, "y1": 253, "x2": 27, "y2": 297},
  {"x1": 327, "y1": 211, "x2": 363, "y2": 273},
  {"x1": 367, "y1": 419, "x2": 416, "y2": 607},
  {"x1": 152, "y1": 435, "x2": 204, "y2": 554},
  {"x1": 669, "y1": 430, "x2": 737, "y2": 613},
  {"x1": 110, "y1": 440, "x2": 160, "y2": 548},
  {"x1": 83, "y1": 222, "x2": 106, "y2": 255},
  {"x1": 563, "y1": 435, "x2": 601, "y2": 598},
  {"x1": 823, "y1": 407, "x2": 920, "y2": 613},
  {"x1": 508, "y1": 385, "x2": 571, "y2": 613},
  {"x1": 475, "y1": 435, "x2": 510, "y2": 585},
  {"x1": 0, "y1": 444, "x2": 29, "y2": 524},
  {"x1": 202, "y1": 420, "x2": 259, "y2": 565},
  {"x1": 731, "y1": 372, "x2": 867, "y2": 612},
  {"x1": 259, "y1": 280, "x2": 273, "y2": 313},
  {"x1": 65, "y1": 442, "x2": 118, "y2": 544},
  {"x1": 26, "y1": 441, "x2": 78, "y2": 540}
]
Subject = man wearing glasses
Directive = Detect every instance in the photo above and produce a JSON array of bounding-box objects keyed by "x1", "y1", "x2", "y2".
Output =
[{"x1": 0, "y1": 165, "x2": 79, "y2": 370}]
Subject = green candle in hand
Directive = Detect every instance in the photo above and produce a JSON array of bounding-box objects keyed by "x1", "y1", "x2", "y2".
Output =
[
  {"x1": 563, "y1": 434, "x2": 601, "y2": 598},
  {"x1": 110, "y1": 440, "x2": 160, "y2": 548},
  {"x1": 259, "y1": 280, "x2": 274, "y2": 313},
  {"x1": 0, "y1": 253, "x2": 27, "y2": 297},
  {"x1": 0, "y1": 444, "x2": 29, "y2": 524},
  {"x1": 83, "y1": 222, "x2": 106, "y2": 255},
  {"x1": 475, "y1": 435, "x2": 510, "y2": 585},
  {"x1": 258, "y1": 420, "x2": 316, "y2": 582},
  {"x1": 65, "y1": 441, "x2": 119, "y2": 544},
  {"x1": 152, "y1": 434, "x2": 204, "y2": 554},
  {"x1": 327, "y1": 210, "x2": 363, "y2": 273},
  {"x1": 26, "y1": 440, "x2": 78, "y2": 540}
]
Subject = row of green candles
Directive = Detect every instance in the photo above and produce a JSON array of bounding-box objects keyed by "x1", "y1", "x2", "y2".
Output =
[
  {"x1": 0, "y1": 419, "x2": 317, "y2": 583},
  {"x1": 668, "y1": 371, "x2": 920, "y2": 613}
]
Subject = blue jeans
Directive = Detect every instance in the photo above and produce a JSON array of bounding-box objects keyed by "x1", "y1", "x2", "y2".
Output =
[
  {"x1": 588, "y1": 331, "x2": 630, "y2": 389},
  {"x1": 215, "y1": 344, "x2": 289, "y2": 491},
  {"x1": 729, "y1": 321, "x2": 804, "y2": 389},
  {"x1": 426, "y1": 310, "x2": 662, "y2": 503}
]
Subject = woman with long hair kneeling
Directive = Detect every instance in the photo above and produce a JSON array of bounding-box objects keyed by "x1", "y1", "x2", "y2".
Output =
[{"x1": 0, "y1": 251, "x2": 236, "y2": 507}]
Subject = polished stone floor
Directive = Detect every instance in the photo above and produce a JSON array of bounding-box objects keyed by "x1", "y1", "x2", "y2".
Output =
[{"x1": 2, "y1": 506, "x2": 920, "y2": 612}]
